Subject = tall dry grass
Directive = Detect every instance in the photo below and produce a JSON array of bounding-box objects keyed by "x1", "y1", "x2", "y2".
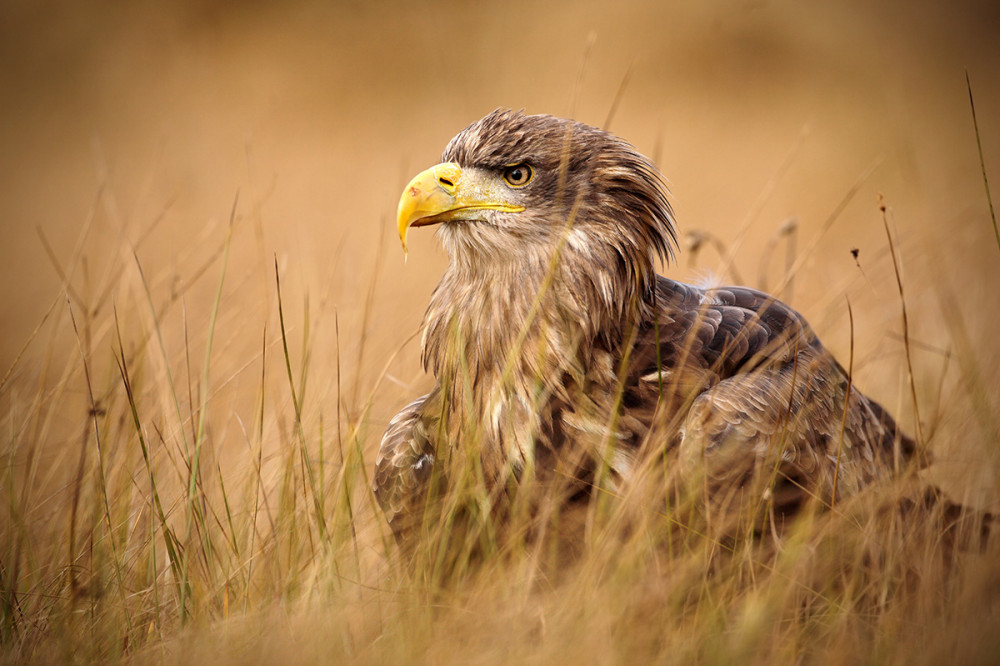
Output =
[{"x1": 2, "y1": 123, "x2": 999, "y2": 666}]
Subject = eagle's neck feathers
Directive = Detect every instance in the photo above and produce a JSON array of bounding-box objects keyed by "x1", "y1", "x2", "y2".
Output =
[
  {"x1": 420, "y1": 232, "x2": 657, "y2": 481},
  {"x1": 422, "y1": 232, "x2": 656, "y2": 380}
]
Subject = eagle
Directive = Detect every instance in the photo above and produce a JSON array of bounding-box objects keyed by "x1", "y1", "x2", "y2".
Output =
[{"x1": 373, "y1": 109, "x2": 916, "y2": 542}]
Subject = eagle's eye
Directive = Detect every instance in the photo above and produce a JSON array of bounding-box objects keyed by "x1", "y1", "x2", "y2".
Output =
[{"x1": 502, "y1": 163, "x2": 534, "y2": 188}]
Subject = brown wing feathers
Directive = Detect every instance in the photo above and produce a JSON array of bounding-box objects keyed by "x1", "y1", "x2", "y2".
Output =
[{"x1": 644, "y1": 279, "x2": 912, "y2": 509}]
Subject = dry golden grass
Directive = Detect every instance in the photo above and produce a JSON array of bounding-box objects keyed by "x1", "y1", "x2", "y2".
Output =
[
  {"x1": 1, "y1": 199, "x2": 998, "y2": 666},
  {"x1": 2, "y1": 2, "x2": 999, "y2": 664}
]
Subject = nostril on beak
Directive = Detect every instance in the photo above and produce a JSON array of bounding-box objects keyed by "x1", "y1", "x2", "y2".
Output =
[{"x1": 430, "y1": 162, "x2": 461, "y2": 194}]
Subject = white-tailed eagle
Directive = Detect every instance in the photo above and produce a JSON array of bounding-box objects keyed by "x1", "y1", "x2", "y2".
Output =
[{"x1": 373, "y1": 110, "x2": 915, "y2": 540}]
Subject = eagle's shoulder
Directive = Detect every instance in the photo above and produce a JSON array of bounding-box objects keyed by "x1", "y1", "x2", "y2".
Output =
[{"x1": 634, "y1": 278, "x2": 817, "y2": 387}]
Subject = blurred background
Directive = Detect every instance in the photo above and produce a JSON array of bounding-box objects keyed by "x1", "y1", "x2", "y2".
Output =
[{"x1": 1, "y1": 0, "x2": 998, "y2": 500}]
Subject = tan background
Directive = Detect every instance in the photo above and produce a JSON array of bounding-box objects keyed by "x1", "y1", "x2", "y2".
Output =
[{"x1": 1, "y1": 0, "x2": 998, "y2": 500}]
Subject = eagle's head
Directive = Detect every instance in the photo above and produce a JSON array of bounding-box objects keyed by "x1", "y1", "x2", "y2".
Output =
[
  {"x1": 398, "y1": 110, "x2": 678, "y2": 381},
  {"x1": 398, "y1": 110, "x2": 676, "y2": 287}
]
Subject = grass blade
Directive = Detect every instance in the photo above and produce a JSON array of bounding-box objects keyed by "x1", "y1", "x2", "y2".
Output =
[{"x1": 966, "y1": 70, "x2": 999, "y2": 254}]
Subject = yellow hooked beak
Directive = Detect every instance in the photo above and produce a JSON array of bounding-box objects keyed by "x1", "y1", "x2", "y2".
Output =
[{"x1": 396, "y1": 162, "x2": 525, "y2": 256}]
